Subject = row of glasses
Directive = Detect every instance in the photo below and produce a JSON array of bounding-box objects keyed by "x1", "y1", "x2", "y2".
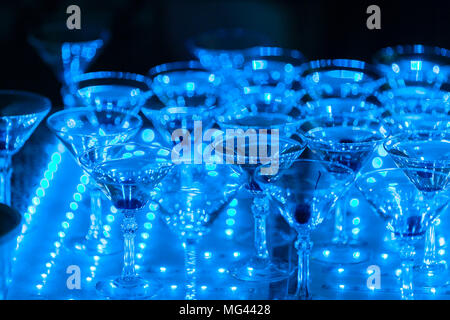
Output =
[
  {"x1": 46, "y1": 71, "x2": 153, "y2": 256},
  {"x1": 373, "y1": 44, "x2": 450, "y2": 290},
  {"x1": 298, "y1": 59, "x2": 387, "y2": 264}
]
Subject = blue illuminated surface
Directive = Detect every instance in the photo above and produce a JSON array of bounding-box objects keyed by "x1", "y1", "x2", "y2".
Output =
[{"x1": 6, "y1": 129, "x2": 450, "y2": 300}]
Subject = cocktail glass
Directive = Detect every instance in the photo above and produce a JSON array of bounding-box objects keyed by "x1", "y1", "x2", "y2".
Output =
[
  {"x1": 356, "y1": 167, "x2": 450, "y2": 299},
  {"x1": 384, "y1": 131, "x2": 450, "y2": 288},
  {"x1": 71, "y1": 71, "x2": 152, "y2": 114},
  {"x1": 28, "y1": 21, "x2": 110, "y2": 107},
  {"x1": 79, "y1": 143, "x2": 173, "y2": 299},
  {"x1": 255, "y1": 159, "x2": 354, "y2": 299},
  {"x1": 374, "y1": 45, "x2": 450, "y2": 116},
  {"x1": 47, "y1": 107, "x2": 142, "y2": 255},
  {"x1": 373, "y1": 44, "x2": 450, "y2": 85},
  {"x1": 300, "y1": 59, "x2": 384, "y2": 101},
  {"x1": 0, "y1": 90, "x2": 51, "y2": 205},
  {"x1": 299, "y1": 114, "x2": 390, "y2": 264},
  {"x1": 225, "y1": 46, "x2": 305, "y2": 111},
  {"x1": 143, "y1": 105, "x2": 219, "y2": 148},
  {"x1": 215, "y1": 131, "x2": 306, "y2": 282},
  {"x1": 158, "y1": 162, "x2": 246, "y2": 299},
  {"x1": 187, "y1": 29, "x2": 274, "y2": 110},
  {"x1": 149, "y1": 60, "x2": 220, "y2": 109}
]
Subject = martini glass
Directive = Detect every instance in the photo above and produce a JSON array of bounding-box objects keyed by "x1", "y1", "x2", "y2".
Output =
[
  {"x1": 299, "y1": 114, "x2": 390, "y2": 264},
  {"x1": 215, "y1": 131, "x2": 306, "y2": 281},
  {"x1": 47, "y1": 107, "x2": 142, "y2": 255},
  {"x1": 300, "y1": 59, "x2": 383, "y2": 101},
  {"x1": 225, "y1": 46, "x2": 305, "y2": 111},
  {"x1": 79, "y1": 143, "x2": 173, "y2": 299},
  {"x1": 28, "y1": 21, "x2": 110, "y2": 107},
  {"x1": 187, "y1": 29, "x2": 274, "y2": 110},
  {"x1": 373, "y1": 44, "x2": 450, "y2": 87},
  {"x1": 356, "y1": 168, "x2": 450, "y2": 299},
  {"x1": 374, "y1": 45, "x2": 450, "y2": 117},
  {"x1": 149, "y1": 60, "x2": 220, "y2": 109},
  {"x1": 256, "y1": 159, "x2": 355, "y2": 299},
  {"x1": 384, "y1": 131, "x2": 450, "y2": 288},
  {"x1": 158, "y1": 162, "x2": 246, "y2": 299},
  {"x1": 71, "y1": 71, "x2": 153, "y2": 114},
  {"x1": 0, "y1": 90, "x2": 51, "y2": 205},
  {"x1": 143, "y1": 105, "x2": 219, "y2": 149}
]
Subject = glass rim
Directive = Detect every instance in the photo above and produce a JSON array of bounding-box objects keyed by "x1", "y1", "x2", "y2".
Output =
[
  {"x1": 373, "y1": 44, "x2": 450, "y2": 66},
  {"x1": 357, "y1": 166, "x2": 450, "y2": 184},
  {"x1": 72, "y1": 71, "x2": 152, "y2": 90},
  {"x1": 383, "y1": 130, "x2": 450, "y2": 165},
  {"x1": 149, "y1": 60, "x2": 209, "y2": 76},
  {"x1": 242, "y1": 46, "x2": 305, "y2": 65},
  {"x1": 299, "y1": 58, "x2": 382, "y2": 80},
  {"x1": 79, "y1": 142, "x2": 173, "y2": 165},
  {"x1": 255, "y1": 158, "x2": 355, "y2": 179},
  {"x1": 217, "y1": 112, "x2": 305, "y2": 129},
  {"x1": 300, "y1": 114, "x2": 390, "y2": 147},
  {"x1": 0, "y1": 89, "x2": 51, "y2": 118},
  {"x1": 46, "y1": 106, "x2": 143, "y2": 139}
]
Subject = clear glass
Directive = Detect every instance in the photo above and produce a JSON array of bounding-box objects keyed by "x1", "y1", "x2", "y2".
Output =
[
  {"x1": 71, "y1": 71, "x2": 152, "y2": 114},
  {"x1": 47, "y1": 107, "x2": 143, "y2": 256},
  {"x1": 214, "y1": 134, "x2": 306, "y2": 282},
  {"x1": 158, "y1": 163, "x2": 245, "y2": 299},
  {"x1": 384, "y1": 131, "x2": 450, "y2": 287},
  {"x1": 256, "y1": 159, "x2": 355, "y2": 299},
  {"x1": 79, "y1": 143, "x2": 173, "y2": 299},
  {"x1": 356, "y1": 167, "x2": 450, "y2": 299},
  {"x1": 299, "y1": 113, "x2": 389, "y2": 264},
  {"x1": 149, "y1": 60, "x2": 221, "y2": 109}
]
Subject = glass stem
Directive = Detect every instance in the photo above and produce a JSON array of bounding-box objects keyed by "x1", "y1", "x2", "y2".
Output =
[
  {"x1": 0, "y1": 156, "x2": 12, "y2": 206},
  {"x1": 399, "y1": 239, "x2": 415, "y2": 300},
  {"x1": 294, "y1": 228, "x2": 312, "y2": 300},
  {"x1": 121, "y1": 211, "x2": 138, "y2": 282},
  {"x1": 86, "y1": 186, "x2": 103, "y2": 242},
  {"x1": 332, "y1": 196, "x2": 348, "y2": 245},
  {"x1": 423, "y1": 223, "x2": 437, "y2": 266},
  {"x1": 183, "y1": 238, "x2": 198, "y2": 300},
  {"x1": 252, "y1": 195, "x2": 270, "y2": 261}
]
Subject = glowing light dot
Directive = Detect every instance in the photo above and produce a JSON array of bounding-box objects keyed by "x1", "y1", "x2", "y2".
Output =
[
  {"x1": 70, "y1": 202, "x2": 78, "y2": 210},
  {"x1": 350, "y1": 199, "x2": 360, "y2": 208}
]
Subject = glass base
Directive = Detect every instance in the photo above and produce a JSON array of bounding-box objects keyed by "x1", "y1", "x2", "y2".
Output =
[
  {"x1": 414, "y1": 261, "x2": 449, "y2": 289},
  {"x1": 230, "y1": 257, "x2": 291, "y2": 282},
  {"x1": 312, "y1": 241, "x2": 369, "y2": 264},
  {"x1": 96, "y1": 276, "x2": 160, "y2": 299},
  {"x1": 66, "y1": 236, "x2": 121, "y2": 256}
]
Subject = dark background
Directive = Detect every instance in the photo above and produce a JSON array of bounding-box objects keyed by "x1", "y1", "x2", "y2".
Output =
[{"x1": 0, "y1": 0, "x2": 449, "y2": 106}]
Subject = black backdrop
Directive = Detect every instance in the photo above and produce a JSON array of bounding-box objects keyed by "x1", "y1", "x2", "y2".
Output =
[{"x1": 0, "y1": 0, "x2": 449, "y2": 107}]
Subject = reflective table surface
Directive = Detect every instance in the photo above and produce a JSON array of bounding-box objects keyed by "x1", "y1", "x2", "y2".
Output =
[{"x1": 7, "y1": 120, "x2": 450, "y2": 300}]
